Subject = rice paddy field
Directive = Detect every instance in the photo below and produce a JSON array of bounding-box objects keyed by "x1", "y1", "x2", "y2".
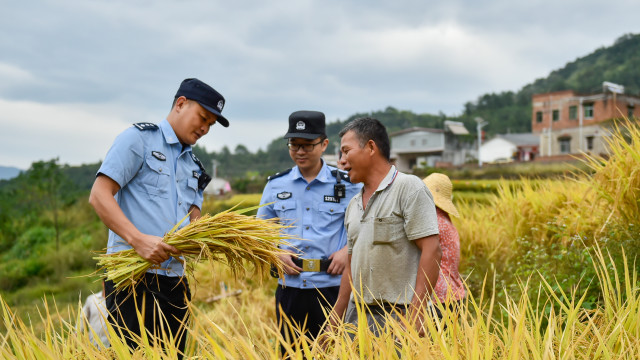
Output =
[{"x1": 2, "y1": 120, "x2": 640, "y2": 358}]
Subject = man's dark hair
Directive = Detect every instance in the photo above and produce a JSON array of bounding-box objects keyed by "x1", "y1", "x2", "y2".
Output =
[{"x1": 339, "y1": 117, "x2": 390, "y2": 161}]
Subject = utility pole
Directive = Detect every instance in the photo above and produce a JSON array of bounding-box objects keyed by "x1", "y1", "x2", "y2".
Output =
[
  {"x1": 475, "y1": 117, "x2": 488, "y2": 167},
  {"x1": 211, "y1": 160, "x2": 218, "y2": 179}
]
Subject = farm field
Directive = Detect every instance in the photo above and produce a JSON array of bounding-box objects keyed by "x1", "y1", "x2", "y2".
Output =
[{"x1": 2, "y1": 122, "x2": 640, "y2": 358}]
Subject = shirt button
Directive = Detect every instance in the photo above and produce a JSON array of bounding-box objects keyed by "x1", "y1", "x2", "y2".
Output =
[
  {"x1": 306, "y1": 207, "x2": 310, "y2": 211},
  {"x1": 306, "y1": 186, "x2": 310, "y2": 190},
  {"x1": 179, "y1": 201, "x2": 182, "y2": 206},
  {"x1": 330, "y1": 209, "x2": 334, "y2": 212},
  {"x1": 305, "y1": 226, "x2": 309, "y2": 230},
  {"x1": 159, "y1": 168, "x2": 163, "y2": 172}
]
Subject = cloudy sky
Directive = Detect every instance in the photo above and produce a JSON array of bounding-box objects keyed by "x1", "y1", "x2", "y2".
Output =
[{"x1": 1, "y1": 0, "x2": 639, "y2": 169}]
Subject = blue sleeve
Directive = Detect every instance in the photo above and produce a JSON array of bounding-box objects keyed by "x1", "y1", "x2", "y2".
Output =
[
  {"x1": 193, "y1": 188, "x2": 204, "y2": 210},
  {"x1": 97, "y1": 128, "x2": 144, "y2": 188},
  {"x1": 337, "y1": 221, "x2": 348, "y2": 249},
  {"x1": 256, "y1": 181, "x2": 277, "y2": 219}
]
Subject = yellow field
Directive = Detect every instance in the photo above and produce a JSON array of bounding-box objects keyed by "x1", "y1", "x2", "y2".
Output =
[{"x1": 2, "y1": 119, "x2": 640, "y2": 358}]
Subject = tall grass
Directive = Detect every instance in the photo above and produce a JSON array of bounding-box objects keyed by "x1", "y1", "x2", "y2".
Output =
[
  {"x1": 457, "y1": 118, "x2": 640, "y2": 260},
  {"x1": 1, "y1": 244, "x2": 638, "y2": 359}
]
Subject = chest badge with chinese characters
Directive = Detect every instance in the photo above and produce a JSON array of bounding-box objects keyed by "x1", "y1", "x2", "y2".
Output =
[{"x1": 277, "y1": 191, "x2": 292, "y2": 200}]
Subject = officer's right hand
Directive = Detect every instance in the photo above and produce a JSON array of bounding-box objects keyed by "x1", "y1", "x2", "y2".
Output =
[
  {"x1": 132, "y1": 234, "x2": 180, "y2": 265},
  {"x1": 279, "y1": 254, "x2": 303, "y2": 275}
]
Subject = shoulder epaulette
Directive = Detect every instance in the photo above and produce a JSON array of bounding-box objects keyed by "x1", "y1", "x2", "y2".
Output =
[
  {"x1": 133, "y1": 122, "x2": 159, "y2": 131},
  {"x1": 331, "y1": 169, "x2": 352, "y2": 183},
  {"x1": 267, "y1": 168, "x2": 292, "y2": 181}
]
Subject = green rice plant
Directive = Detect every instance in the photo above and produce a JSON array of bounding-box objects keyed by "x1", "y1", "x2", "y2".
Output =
[
  {"x1": 95, "y1": 205, "x2": 292, "y2": 292},
  {"x1": 455, "y1": 178, "x2": 604, "y2": 266}
]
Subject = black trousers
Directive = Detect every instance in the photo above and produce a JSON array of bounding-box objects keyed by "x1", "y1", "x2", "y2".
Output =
[
  {"x1": 104, "y1": 273, "x2": 191, "y2": 357},
  {"x1": 275, "y1": 285, "x2": 339, "y2": 342}
]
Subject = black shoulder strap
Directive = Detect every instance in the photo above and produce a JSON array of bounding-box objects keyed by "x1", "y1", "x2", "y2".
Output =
[
  {"x1": 133, "y1": 122, "x2": 159, "y2": 131},
  {"x1": 267, "y1": 168, "x2": 292, "y2": 181},
  {"x1": 331, "y1": 169, "x2": 352, "y2": 183},
  {"x1": 190, "y1": 153, "x2": 212, "y2": 191}
]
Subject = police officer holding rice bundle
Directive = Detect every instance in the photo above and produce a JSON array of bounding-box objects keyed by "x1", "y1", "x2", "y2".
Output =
[
  {"x1": 89, "y1": 78, "x2": 228, "y2": 356},
  {"x1": 257, "y1": 111, "x2": 361, "y2": 349}
]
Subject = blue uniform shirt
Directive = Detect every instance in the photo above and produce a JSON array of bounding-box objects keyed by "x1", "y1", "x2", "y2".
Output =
[
  {"x1": 97, "y1": 119, "x2": 205, "y2": 277},
  {"x1": 257, "y1": 161, "x2": 361, "y2": 289}
]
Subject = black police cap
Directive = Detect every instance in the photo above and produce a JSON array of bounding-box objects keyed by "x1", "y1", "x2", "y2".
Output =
[
  {"x1": 284, "y1": 110, "x2": 326, "y2": 139},
  {"x1": 175, "y1": 78, "x2": 229, "y2": 127}
]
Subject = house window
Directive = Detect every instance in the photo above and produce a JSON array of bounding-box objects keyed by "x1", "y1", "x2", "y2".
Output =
[
  {"x1": 559, "y1": 137, "x2": 571, "y2": 154},
  {"x1": 569, "y1": 106, "x2": 578, "y2": 120},
  {"x1": 586, "y1": 136, "x2": 594, "y2": 151},
  {"x1": 584, "y1": 103, "x2": 594, "y2": 119},
  {"x1": 536, "y1": 111, "x2": 543, "y2": 123},
  {"x1": 629, "y1": 105, "x2": 635, "y2": 118},
  {"x1": 422, "y1": 139, "x2": 427, "y2": 146},
  {"x1": 552, "y1": 110, "x2": 560, "y2": 122},
  {"x1": 410, "y1": 139, "x2": 415, "y2": 146}
]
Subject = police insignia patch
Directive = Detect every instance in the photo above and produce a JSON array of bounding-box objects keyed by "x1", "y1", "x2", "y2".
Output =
[
  {"x1": 277, "y1": 192, "x2": 292, "y2": 200},
  {"x1": 192, "y1": 171, "x2": 200, "y2": 179},
  {"x1": 152, "y1": 151, "x2": 166, "y2": 161}
]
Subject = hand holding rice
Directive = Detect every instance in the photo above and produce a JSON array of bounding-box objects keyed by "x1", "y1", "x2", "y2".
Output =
[{"x1": 95, "y1": 205, "x2": 292, "y2": 292}]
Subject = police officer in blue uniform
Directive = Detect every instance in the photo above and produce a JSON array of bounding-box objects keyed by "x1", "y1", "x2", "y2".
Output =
[
  {"x1": 89, "y1": 78, "x2": 229, "y2": 356},
  {"x1": 257, "y1": 111, "x2": 361, "y2": 350}
]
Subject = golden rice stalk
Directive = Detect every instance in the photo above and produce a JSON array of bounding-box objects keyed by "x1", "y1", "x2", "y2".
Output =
[{"x1": 95, "y1": 205, "x2": 293, "y2": 292}]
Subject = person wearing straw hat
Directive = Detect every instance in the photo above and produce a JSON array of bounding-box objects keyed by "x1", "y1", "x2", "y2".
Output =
[
  {"x1": 89, "y1": 78, "x2": 229, "y2": 357},
  {"x1": 423, "y1": 173, "x2": 466, "y2": 316}
]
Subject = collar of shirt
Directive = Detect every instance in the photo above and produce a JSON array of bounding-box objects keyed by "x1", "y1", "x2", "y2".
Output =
[
  {"x1": 289, "y1": 159, "x2": 335, "y2": 184},
  {"x1": 159, "y1": 119, "x2": 192, "y2": 152},
  {"x1": 374, "y1": 165, "x2": 398, "y2": 193},
  {"x1": 352, "y1": 165, "x2": 398, "y2": 212}
]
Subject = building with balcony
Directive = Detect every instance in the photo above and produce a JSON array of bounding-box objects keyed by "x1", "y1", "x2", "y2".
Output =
[
  {"x1": 532, "y1": 85, "x2": 640, "y2": 156},
  {"x1": 390, "y1": 121, "x2": 473, "y2": 172}
]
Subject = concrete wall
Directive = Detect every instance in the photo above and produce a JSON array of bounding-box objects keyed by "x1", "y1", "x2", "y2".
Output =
[
  {"x1": 539, "y1": 124, "x2": 611, "y2": 157},
  {"x1": 391, "y1": 131, "x2": 444, "y2": 152}
]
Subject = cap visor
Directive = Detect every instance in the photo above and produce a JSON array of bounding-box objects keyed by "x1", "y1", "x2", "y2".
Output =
[
  {"x1": 283, "y1": 132, "x2": 322, "y2": 139},
  {"x1": 200, "y1": 103, "x2": 229, "y2": 127}
]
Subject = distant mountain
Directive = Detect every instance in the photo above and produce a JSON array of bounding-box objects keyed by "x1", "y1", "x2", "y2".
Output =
[
  {"x1": 0, "y1": 166, "x2": 21, "y2": 180},
  {"x1": 19, "y1": 33, "x2": 633, "y2": 183},
  {"x1": 459, "y1": 33, "x2": 640, "y2": 135}
]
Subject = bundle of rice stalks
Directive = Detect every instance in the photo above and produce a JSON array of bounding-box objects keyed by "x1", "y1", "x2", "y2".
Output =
[{"x1": 95, "y1": 205, "x2": 293, "y2": 292}]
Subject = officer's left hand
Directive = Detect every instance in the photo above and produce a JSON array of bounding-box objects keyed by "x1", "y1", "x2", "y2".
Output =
[{"x1": 327, "y1": 247, "x2": 348, "y2": 275}]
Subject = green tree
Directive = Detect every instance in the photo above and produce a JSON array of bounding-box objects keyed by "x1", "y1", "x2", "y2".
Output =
[{"x1": 25, "y1": 158, "x2": 70, "y2": 253}]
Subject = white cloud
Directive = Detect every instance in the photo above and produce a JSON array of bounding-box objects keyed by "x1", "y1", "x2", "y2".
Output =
[
  {"x1": 0, "y1": 99, "x2": 145, "y2": 169},
  {"x1": 0, "y1": 0, "x2": 639, "y2": 168}
]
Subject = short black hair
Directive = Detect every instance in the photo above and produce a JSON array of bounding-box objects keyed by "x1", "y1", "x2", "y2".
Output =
[{"x1": 339, "y1": 117, "x2": 390, "y2": 161}]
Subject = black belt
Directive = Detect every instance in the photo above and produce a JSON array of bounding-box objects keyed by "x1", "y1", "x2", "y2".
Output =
[{"x1": 292, "y1": 258, "x2": 332, "y2": 272}]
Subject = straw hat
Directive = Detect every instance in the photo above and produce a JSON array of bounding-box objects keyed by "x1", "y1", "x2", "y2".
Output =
[{"x1": 423, "y1": 173, "x2": 460, "y2": 218}]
